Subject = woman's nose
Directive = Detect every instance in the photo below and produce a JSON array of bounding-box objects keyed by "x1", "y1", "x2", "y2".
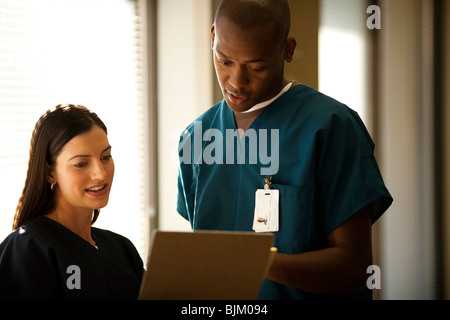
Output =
[{"x1": 91, "y1": 160, "x2": 107, "y2": 180}]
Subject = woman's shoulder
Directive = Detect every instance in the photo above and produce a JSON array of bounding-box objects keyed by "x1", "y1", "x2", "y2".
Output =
[
  {"x1": 0, "y1": 217, "x2": 55, "y2": 249},
  {"x1": 0, "y1": 217, "x2": 63, "y2": 273}
]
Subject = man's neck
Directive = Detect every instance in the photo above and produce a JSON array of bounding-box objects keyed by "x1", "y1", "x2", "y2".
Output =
[{"x1": 233, "y1": 80, "x2": 296, "y2": 137}]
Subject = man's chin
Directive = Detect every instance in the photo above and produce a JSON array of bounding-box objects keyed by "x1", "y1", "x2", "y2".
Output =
[{"x1": 224, "y1": 99, "x2": 254, "y2": 113}]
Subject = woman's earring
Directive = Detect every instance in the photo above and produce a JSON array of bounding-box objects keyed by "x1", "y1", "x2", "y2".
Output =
[{"x1": 50, "y1": 183, "x2": 55, "y2": 191}]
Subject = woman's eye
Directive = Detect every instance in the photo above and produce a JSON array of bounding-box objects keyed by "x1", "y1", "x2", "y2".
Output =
[
  {"x1": 74, "y1": 162, "x2": 87, "y2": 168},
  {"x1": 101, "y1": 154, "x2": 112, "y2": 161}
]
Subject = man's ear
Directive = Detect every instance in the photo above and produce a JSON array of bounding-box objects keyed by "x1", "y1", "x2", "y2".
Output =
[
  {"x1": 284, "y1": 36, "x2": 297, "y2": 63},
  {"x1": 211, "y1": 24, "x2": 216, "y2": 50}
]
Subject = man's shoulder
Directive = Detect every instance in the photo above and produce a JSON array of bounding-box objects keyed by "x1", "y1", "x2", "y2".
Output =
[
  {"x1": 292, "y1": 84, "x2": 367, "y2": 127},
  {"x1": 288, "y1": 84, "x2": 349, "y2": 114}
]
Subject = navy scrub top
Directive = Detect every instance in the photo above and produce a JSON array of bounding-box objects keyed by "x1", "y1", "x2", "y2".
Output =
[{"x1": 0, "y1": 217, "x2": 144, "y2": 299}]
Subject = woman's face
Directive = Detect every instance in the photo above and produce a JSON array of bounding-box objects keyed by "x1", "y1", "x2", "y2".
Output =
[{"x1": 49, "y1": 125, "x2": 114, "y2": 215}]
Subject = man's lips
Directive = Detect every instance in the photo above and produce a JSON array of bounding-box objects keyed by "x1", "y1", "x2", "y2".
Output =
[{"x1": 226, "y1": 90, "x2": 250, "y2": 104}]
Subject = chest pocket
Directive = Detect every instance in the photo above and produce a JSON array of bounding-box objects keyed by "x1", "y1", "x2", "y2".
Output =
[{"x1": 272, "y1": 184, "x2": 313, "y2": 254}]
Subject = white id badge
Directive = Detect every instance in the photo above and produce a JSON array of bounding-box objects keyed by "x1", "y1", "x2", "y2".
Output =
[{"x1": 252, "y1": 189, "x2": 279, "y2": 232}]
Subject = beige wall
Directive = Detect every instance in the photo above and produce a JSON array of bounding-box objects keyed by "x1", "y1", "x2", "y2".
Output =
[
  {"x1": 376, "y1": 0, "x2": 450, "y2": 300},
  {"x1": 285, "y1": 0, "x2": 319, "y2": 89},
  {"x1": 378, "y1": 0, "x2": 437, "y2": 299}
]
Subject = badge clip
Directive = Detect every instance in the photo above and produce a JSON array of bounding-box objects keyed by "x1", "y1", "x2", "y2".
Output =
[{"x1": 264, "y1": 176, "x2": 272, "y2": 190}]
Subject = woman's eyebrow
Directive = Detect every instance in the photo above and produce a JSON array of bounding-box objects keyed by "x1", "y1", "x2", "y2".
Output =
[
  {"x1": 101, "y1": 146, "x2": 112, "y2": 154},
  {"x1": 67, "y1": 146, "x2": 112, "y2": 162}
]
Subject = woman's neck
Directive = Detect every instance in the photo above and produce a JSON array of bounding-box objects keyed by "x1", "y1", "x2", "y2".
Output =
[{"x1": 46, "y1": 209, "x2": 96, "y2": 246}]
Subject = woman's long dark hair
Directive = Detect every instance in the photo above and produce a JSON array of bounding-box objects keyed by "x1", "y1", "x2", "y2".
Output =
[{"x1": 12, "y1": 104, "x2": 108, "y2": 230}]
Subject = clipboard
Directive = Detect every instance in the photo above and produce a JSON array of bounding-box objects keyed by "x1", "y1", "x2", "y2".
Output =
[{"x1": 138, "y1": 230, "x2": 276, "y2": 300}]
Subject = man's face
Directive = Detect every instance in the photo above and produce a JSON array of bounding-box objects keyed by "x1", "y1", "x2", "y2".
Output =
[{"x1": 211, "y1": 18, "x2": 290, "y2": 112}]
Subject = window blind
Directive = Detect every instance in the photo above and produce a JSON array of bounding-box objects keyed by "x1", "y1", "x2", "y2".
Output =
[{"x1": 0, "y1": 0, "x2": 150, "y2": 261}]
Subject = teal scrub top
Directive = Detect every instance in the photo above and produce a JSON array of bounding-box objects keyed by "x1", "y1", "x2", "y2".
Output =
[{"x1": 177, "y1": 84, "x2": 393, "y2": 300}]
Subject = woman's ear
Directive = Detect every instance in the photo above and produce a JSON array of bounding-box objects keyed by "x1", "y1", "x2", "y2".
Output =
[{"x1": 46, "y1": 163, "x2": 55, "y2": 184}]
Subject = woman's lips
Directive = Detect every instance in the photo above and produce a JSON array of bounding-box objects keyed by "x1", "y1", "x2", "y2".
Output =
[{"x1": 85, "y1": 184, "x2": 108, "y2": 196}]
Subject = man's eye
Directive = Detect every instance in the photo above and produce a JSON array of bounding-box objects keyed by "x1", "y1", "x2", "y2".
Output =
[
  {"x1": 217, "y1": 58, "x2": 230, "y2": 66},
  {"x1": 250, "y1": 66, "x2": 266, "y2": 72}
]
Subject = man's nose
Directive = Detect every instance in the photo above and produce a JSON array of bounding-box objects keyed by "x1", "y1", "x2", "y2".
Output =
[{"x1": 229, "y1": 65, "x2": 249, "y2": 90}]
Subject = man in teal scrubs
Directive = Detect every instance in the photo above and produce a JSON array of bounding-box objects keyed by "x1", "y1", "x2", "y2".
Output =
[{"x1": 177, "y1": 0, "x2": 393, "y2": 299}]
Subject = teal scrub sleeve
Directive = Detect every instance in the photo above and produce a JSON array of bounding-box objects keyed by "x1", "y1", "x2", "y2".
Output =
[{"x1": 316, "y1": 106, "x2": 393, "y2": 236}]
